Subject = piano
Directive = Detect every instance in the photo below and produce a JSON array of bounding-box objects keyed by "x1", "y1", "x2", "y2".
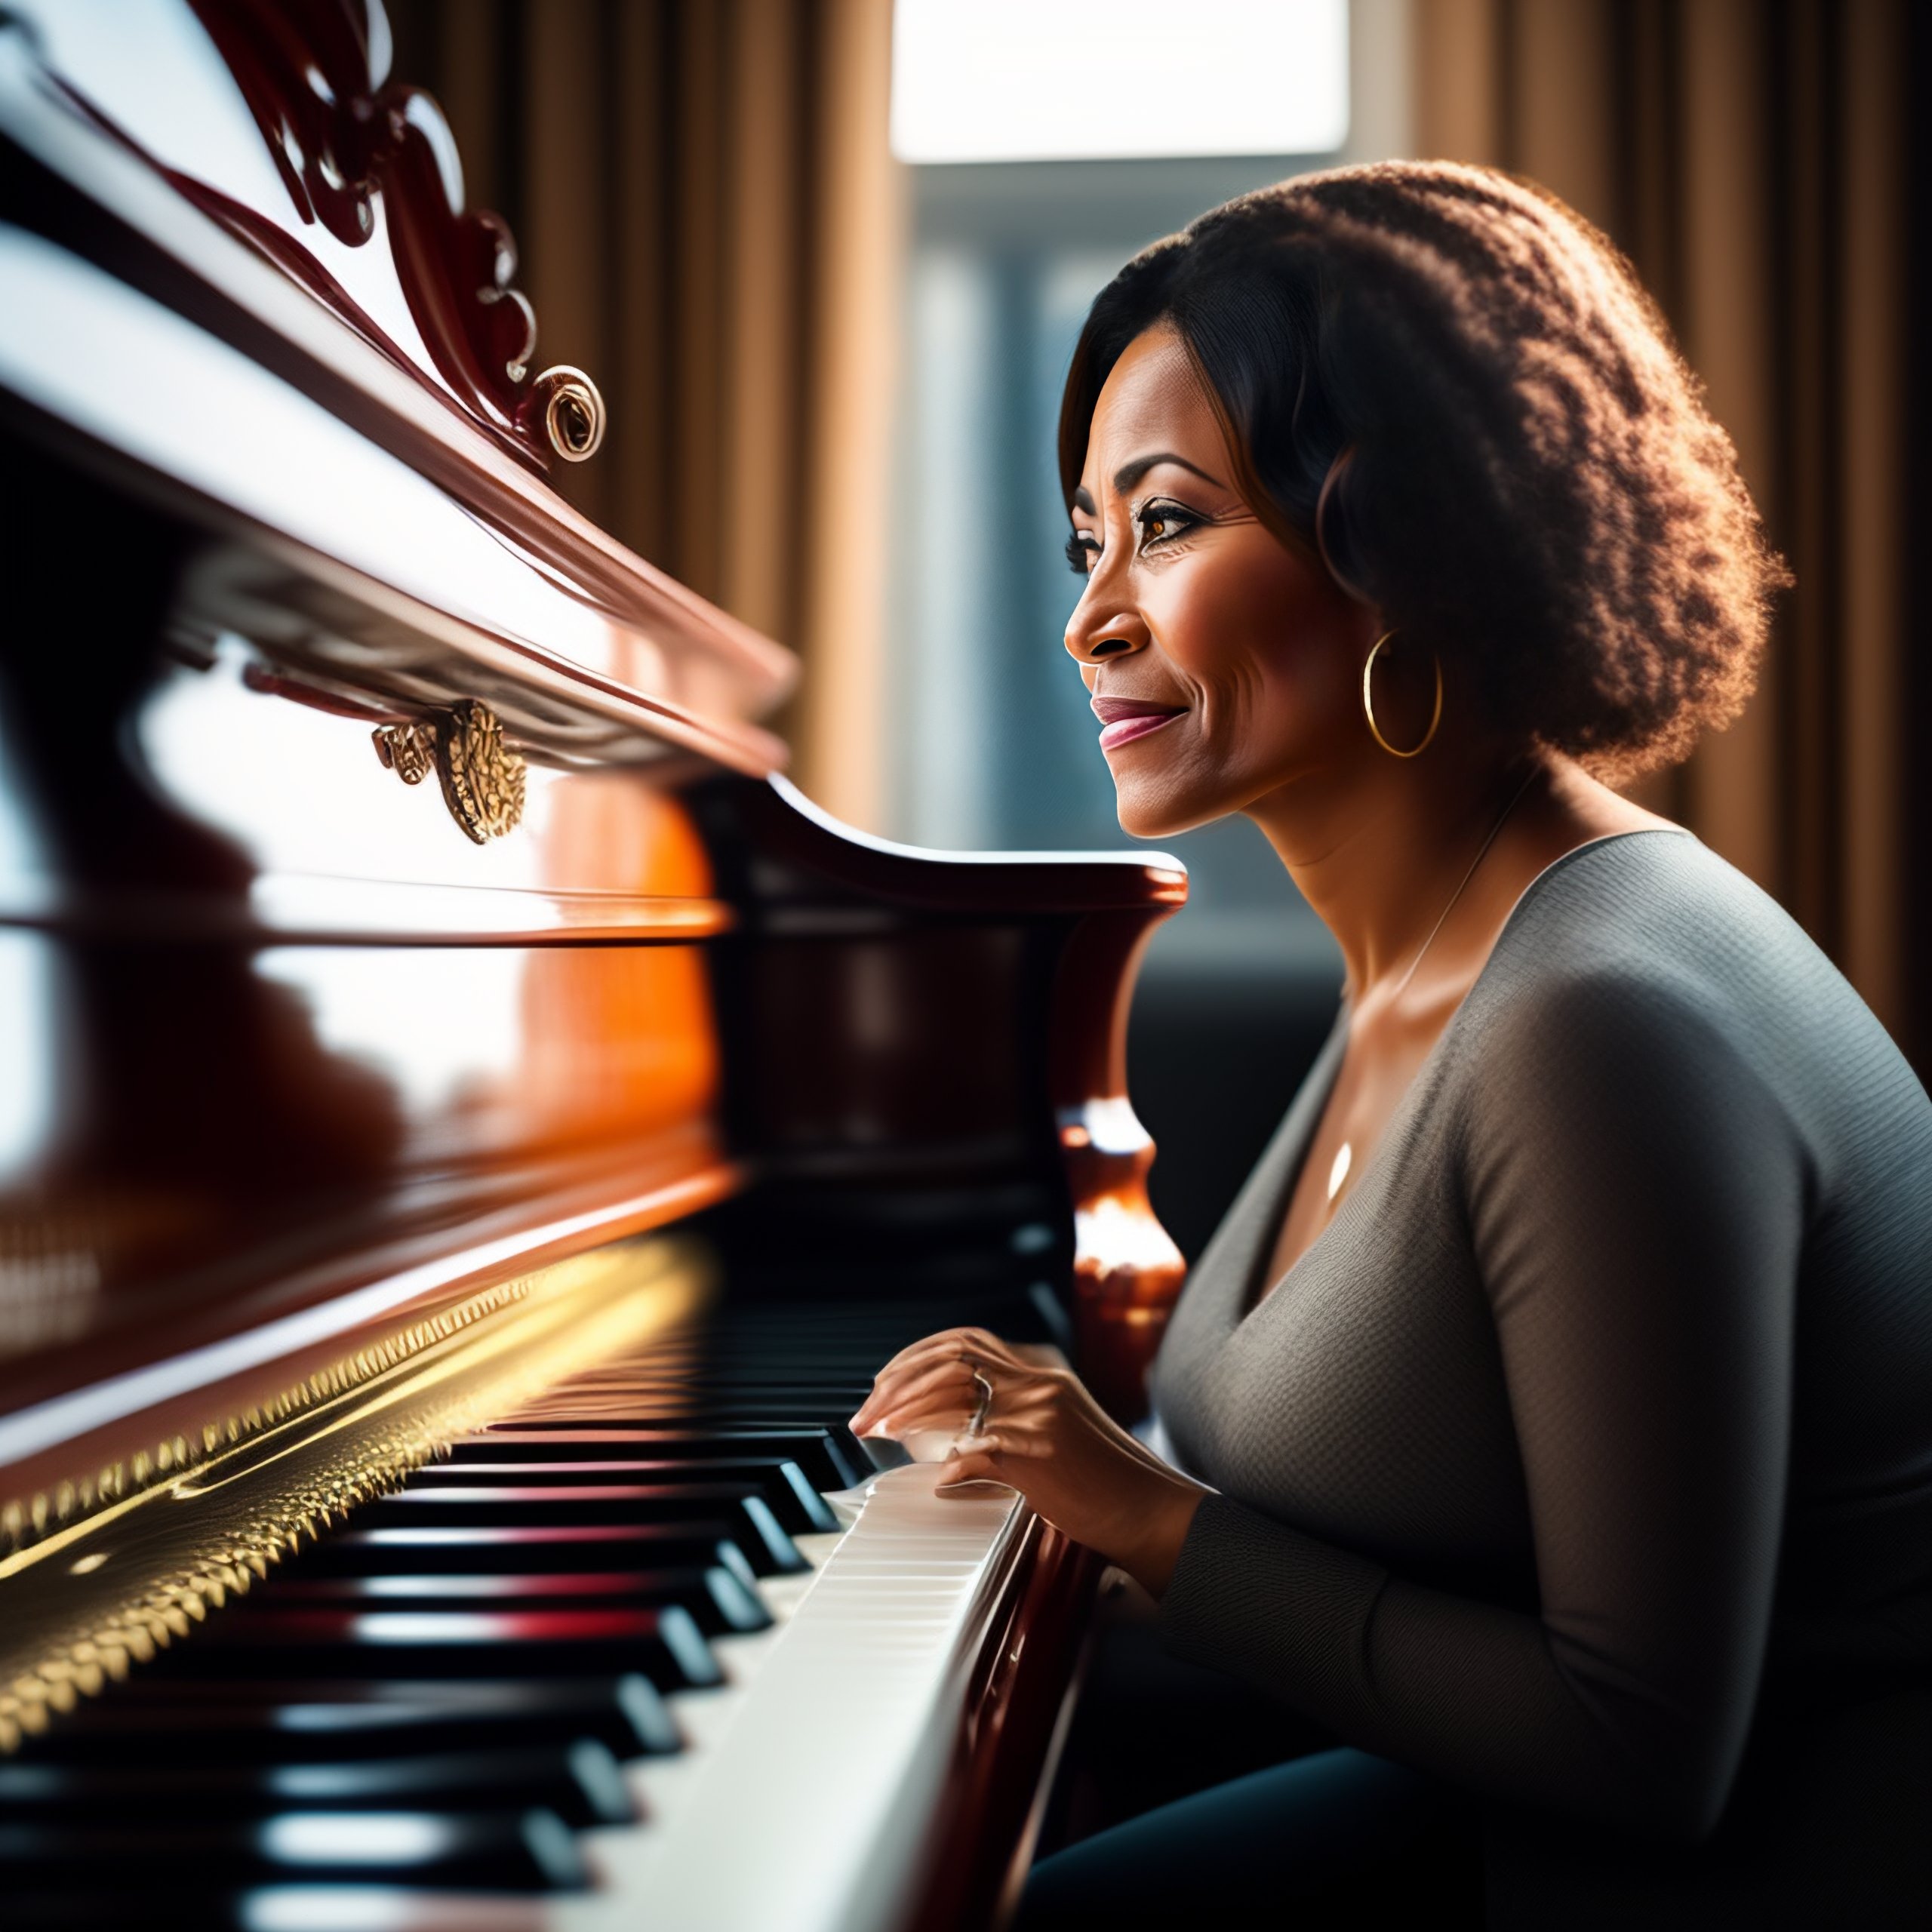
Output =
[{"x1": 0, "y1": 2, "x2": 1187, "y2": 1925}]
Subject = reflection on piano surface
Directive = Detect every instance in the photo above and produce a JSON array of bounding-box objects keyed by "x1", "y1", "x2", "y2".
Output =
[{"x1": 0, "y1": 2, "x2": 1187, "y2": 1924}]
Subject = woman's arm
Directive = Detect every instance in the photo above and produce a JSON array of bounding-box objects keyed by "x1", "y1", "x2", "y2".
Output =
[{"x1": 1159, "y1": 974, "x2": 1807, "y2": 1838}]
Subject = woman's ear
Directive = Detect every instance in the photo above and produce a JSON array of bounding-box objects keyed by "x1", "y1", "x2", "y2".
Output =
[{"x1": 1314, "y1": 445, "x2": 1361, "y2": 598}]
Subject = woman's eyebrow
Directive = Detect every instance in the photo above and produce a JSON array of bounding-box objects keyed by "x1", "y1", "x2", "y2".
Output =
[
  {"x1": 1072, "y1": 486, "x2": 1097, "y2": 515},
  {"x1": 1112, "y1": 451, "x2": 1226, "y2": 494}
]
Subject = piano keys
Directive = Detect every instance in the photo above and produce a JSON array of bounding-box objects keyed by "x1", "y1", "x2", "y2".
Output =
[
  {"x1": 0, "y1": 2, "x2": 1189, "y2": 1924},
  {"x1": 2, "y1": 1290, "x2": 1076, "y2": 1927}
]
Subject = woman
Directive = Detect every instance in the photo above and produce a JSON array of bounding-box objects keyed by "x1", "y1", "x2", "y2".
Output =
[{"x1": 850, "y1": 165, "x2": 1931, "y2": 1927}]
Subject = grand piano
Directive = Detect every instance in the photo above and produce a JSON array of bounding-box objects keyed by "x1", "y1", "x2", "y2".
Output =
[{"x1": 0, "y1": 2, "x2": 1189, "y2": 1924}]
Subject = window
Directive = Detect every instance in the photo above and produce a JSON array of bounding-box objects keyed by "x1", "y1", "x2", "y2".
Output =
[{"x1": 891, "y1": 0, "x2": 1349, "y2": 165}]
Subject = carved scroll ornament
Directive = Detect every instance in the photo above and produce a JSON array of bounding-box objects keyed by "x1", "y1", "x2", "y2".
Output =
[
  {"x1": 374, "y1": 699, "x2": 526, "y2": 843},
  {"x1": 183, "y1": 0, "x2": 603, "y2": 468}
]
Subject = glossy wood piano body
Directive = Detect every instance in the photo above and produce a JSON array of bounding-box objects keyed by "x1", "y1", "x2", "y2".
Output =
[{"x1": 0, "y1": 3, "x2": 1187, "y2": 1924}]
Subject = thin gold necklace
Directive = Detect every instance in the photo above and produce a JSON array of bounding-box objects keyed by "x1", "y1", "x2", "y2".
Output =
[{"x1": 1325, "y1": 768, "x2": 1539, "y2": 1207}]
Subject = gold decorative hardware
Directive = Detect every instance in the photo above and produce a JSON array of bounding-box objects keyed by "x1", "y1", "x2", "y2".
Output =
[
  {"x1": 532, "y1": 364, "x2": 606, "y2": 462},
  {"x1": 374, "y1": 699, "x2": 528, "y2": 844},
  {"x1": 439, "y1": 699, "x2": 528, "y2": 842},
  {"x1": 372, "y1": 716, "x2": 435, "y2": 786},
  {"x1": 0, "y1": 1237, "x2": 712, "y2": 1752}
]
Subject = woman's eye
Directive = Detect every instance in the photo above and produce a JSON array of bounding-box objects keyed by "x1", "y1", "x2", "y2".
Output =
[
  {"x1": 1064, "y1": 503, "x2": 1197, "y2": 575},
  {"x1": 1137, "y1": 500, "x2": 1199, "y2": 549}
]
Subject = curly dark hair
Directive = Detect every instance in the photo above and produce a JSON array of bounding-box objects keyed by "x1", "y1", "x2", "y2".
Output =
[{"x1": 1058, "y1": 162, "x2": 1790, "y2": 780}]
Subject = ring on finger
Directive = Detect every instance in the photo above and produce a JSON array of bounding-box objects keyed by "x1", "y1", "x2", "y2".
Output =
[{"x1": 968, "y1": 1366, "x2": 994, "y2": 1438}]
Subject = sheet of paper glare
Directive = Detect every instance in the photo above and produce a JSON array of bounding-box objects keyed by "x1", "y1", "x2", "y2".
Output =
[{"x1": 891, "y1": 0, "x2": 1350, "y2": 165}]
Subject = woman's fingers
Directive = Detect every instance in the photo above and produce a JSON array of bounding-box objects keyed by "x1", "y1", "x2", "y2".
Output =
[
  {"x1": 851, "y1": 1335, "x2": 968, "y2": 1426},
  {"x1": 873, "y1": 1400, "x2": 982, "y2": 1438},
  {"x1": 857, "y1": 1356, "x2": 1073, "y2": 1442},
  {"x1": 884, "y1": 1366, "x2": 1078, "y2": 1433},
  {"x1": 866, "y1": 1327, "x2": 1017, "y2": 1386},
  {"x1": 852, "y1": 1362, "x2": 980, "y2": 1436},
  {"x1": 934, "y1": 1412, "x2": 1059, "y2": 1487},
  {"x1": 876, "y1": 1355, "x2": 986, "y2": 1414},
  {"x1": 934, "y1": 1435, "x2": 1008, "y2": 1490},
  {"x1": 851, "y1": 1329, "x2": 1020, "y2": 1432},
  {"x1": 863, "y1": 1367, "x2": 1065, "y2": 1461}
]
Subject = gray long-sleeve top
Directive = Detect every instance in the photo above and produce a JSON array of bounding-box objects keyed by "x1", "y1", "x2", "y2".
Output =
[{"x1": 1151, "y1": 831, "x2": 1932, "y2": 1854}]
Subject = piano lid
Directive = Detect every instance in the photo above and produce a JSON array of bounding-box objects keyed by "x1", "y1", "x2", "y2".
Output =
[{"x1": 0, "y1": 0, "x2": 795, "y2": 772}]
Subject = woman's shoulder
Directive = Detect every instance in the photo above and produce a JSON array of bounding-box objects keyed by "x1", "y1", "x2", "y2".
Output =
[
  {"x1": 1451, "y1": 829, "x2": 1928, "y2": 1146},
  {"x1": 1476, "y1": 828, "x2": 1837, "y2": 1017}
]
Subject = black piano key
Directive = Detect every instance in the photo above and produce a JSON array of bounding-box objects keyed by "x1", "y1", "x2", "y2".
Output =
[
  {"x1": 537, "y1": 1397, "x2": 869, "y2": 1417},
  {"x1": 493, "y1": 1414, "x2": 835, "y2": 1438},
  {"x1": 262, "y1": 1566, "x2": 771, "y2": 1636},
  {"x1": 546, "y1": 1364, "x2": 872, "y2": 1385},
  {"x1": 0, "y1": 1809, "x2": 586, "y2": 1892},
  {"x1": 0, "y1": 1740, "x2": 635, "y2": 1829},
  {"x1": 531, "y1": 1391, "x2": 872, "y2": 1414},
  {"x1": 357, "y1": 1484, "x2": 804, "y2": 1575},
  {"x1": 24, "y1": 1677, "x2": 680, "y2": 1769},
  {"x1": 407, "y1": 1458, "x2": 840, "y2": 1535},
  {"x1": 494, "y1": 1407, "x2": 885, "y2": 1447},
  {"x1": 32, "y1": 1677, "x2": 681, "y2": 1763},
  {"x1": 457, "y1": 1426, "x2": 867, "y2": 1490},
  {"x1": 149, "y1": 1604, "x2": 723, "y2": 1690},
  {"x1": 286, "y1": 1524, "x2": 761, "y2": 1586},
  {"x1": 8, "y1": 1890, "x2": 545, "y2": 1932}
]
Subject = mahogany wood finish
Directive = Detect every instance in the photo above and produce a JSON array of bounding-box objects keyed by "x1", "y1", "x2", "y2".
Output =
[
  {"x1": 0, "y1": 0, "x2": 795, "y2": 750},
  {"x1": 914, "y1": 1526, "x2": 1106, "y2": 1932},
  {"x1": 183, "y1": 0, "x2": 612, "y2": 466},
  {"x1": 1052, "y1": 914, "x2": 1190, "y2": 1420},
  {"x1": 0, "y1": 2, "x2": 1191, "y2": 1923},
  {"x1": 689, "y1": 780, "x2": 1186, "y2": 1424},
  {"x1": 77, "y1": 0, "x2": 572, "y2": 471}
]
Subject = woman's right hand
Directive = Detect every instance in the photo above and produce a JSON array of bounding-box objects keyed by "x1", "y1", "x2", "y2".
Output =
[{"x1": 850, "y1": 1327, "x2": 1206, "y2": 1597}]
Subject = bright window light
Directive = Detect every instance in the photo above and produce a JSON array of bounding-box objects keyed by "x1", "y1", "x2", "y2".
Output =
[{"x1": 891, "y1": 0, "x2": 1349, "y2": 165}]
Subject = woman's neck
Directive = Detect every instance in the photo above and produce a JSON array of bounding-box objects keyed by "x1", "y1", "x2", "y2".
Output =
[{"x1": 1244, "y1": 752, "x2": 1653, "y2": 1005}]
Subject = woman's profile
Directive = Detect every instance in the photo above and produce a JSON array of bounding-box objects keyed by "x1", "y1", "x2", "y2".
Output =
[{"x1": 851, "y1": 162, "x2": 1932, "y2": 1927}]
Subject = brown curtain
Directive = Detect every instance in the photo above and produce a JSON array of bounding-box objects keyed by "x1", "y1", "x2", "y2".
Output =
[
  {"x1": 1414, "y1": 0, "x2": 1925, "y2": 1070},
  {"x1": 388, "y1": 0, "x2": 903, "y2": 826}
]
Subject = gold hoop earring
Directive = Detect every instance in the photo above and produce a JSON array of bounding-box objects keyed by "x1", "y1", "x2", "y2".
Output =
[{"x1": 1361, "y1": 630, "x2": 1443, "y2": 758}]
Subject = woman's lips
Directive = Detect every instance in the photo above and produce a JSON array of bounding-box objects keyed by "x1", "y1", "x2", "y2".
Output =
[
  {"x1": 1099, "y1": 713, "x2": 1182, "y2": 750},
  {"x1": 1091, "y1": 695, "x2": 1186, "y2": 752}
]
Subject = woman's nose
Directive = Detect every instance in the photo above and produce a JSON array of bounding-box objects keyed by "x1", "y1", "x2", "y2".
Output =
[{"x1": 1063, "y1": 596, "x2": 1149, "y2": 666}]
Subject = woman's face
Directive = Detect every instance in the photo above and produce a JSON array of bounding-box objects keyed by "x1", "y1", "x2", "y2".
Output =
[{"x1": 1064, "y1": 325, "x2": 1376, "y2": 839}]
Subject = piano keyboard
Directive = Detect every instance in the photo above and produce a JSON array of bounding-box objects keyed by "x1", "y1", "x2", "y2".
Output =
[{"x1": 0, "y1": 1300, "x2": 1047, "y2": 1930}]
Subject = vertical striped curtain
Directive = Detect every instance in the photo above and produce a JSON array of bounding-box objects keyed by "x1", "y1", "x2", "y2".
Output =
[
  {"x1": 1413, "y1": 0, "x2": 1924, "y2": 1069},
  {"x1": 388, "y1": 0, "x2": 903, "y2": 826}
]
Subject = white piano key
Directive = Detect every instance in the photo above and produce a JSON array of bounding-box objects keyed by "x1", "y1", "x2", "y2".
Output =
[{"x1": 555, "y1": 1463, "x2": 1024, "y2": 1932}]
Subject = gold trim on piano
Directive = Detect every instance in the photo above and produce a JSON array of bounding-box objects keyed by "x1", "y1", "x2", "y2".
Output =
[
  {"x1": 531, "y1": 365, "x2": 608, "y2": 462},
  {"x1": 0, "y1": 1235, "x2": 712, "y2": 1753},
  {"x1": 374, "y1": 698, "x2": 528, "y2": 843}
]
